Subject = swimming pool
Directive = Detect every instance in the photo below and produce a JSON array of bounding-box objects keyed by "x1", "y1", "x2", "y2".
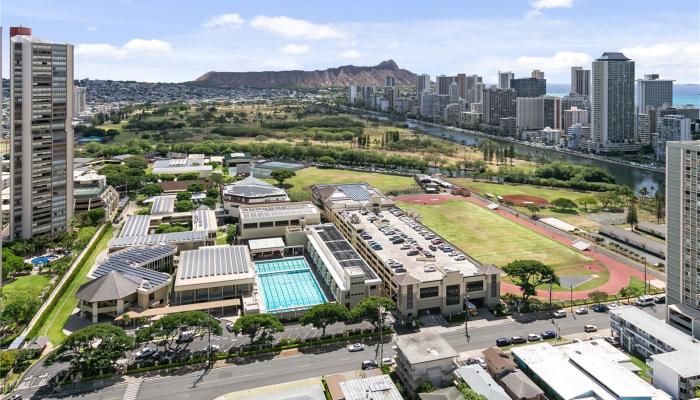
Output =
[
  {"x1": 30, "y1": 255, "x2": 58, "y2": 265},
  {"x1": 255, "y1": 257, "x2": 327, "y2": 313}
]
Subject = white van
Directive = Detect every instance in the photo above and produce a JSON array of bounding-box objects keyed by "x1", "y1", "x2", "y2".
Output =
[{"x1": 635, "y1": 295, "x2": 655, "y2": 307}]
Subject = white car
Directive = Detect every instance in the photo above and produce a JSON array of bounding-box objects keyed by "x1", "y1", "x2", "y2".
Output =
[
  {"x1": 584, "y1": 324, "x2": 598, "y2": 333},
  {"x1": 575, "y1": 307, "x2": 589, "y2": 315},
  {"x1": 381, "y1": 357, "x2": 395, "y2": 366},
  {"x1": 527, "y1": 333, "x2": 542, "y2": 342},
  {"x1": 347, "y1": 343, "x2": 365, "y2": 352},
  {"x1": 552, "y1": 310, "x2": 567, "y2": 318},
  {"x1": 135, "y1": 347, "x2": 157, "y2": 359}
]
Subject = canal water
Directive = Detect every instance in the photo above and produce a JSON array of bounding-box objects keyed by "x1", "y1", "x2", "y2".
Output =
[{"x1": 406, "y1": 120, "x2": 665, "y2": 193}]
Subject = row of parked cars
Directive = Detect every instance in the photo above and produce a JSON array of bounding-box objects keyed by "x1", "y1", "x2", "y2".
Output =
[
  {"x1": 394, "y1": 209, "x2": 468, "y2": 261},
  {"x1": 496, "y1": 330, "x2": 558, "y2": 347}
]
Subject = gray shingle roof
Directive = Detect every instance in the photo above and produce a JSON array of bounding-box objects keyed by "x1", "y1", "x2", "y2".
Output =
[
  {"x1": 223, "y1": 176, "x2": 287, "y2": 198},
  {"x1": 75, "y1": 271, "x2": 140, "y2": 302}
]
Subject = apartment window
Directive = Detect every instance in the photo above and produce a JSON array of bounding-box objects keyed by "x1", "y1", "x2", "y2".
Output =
[
  {"x1": 420, "y1": 286, "x2": 439, "y2": 299},
  {"x1": 446, "y1": 285, "x2": 460, "y2": 306},
  {"x1": 243, "y1": 223, "x2": 257, "y2": 229},
  {"x1": 406, "y1": 285, "x2": 413, "y2": 309},
  {"x1": 467, "y1": 281, "x2": 484, "y2": 292}
]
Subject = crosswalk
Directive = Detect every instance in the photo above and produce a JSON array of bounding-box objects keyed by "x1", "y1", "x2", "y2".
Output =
[{"x1": 123, "y1": 378, "x2": 143, "y2": 400}]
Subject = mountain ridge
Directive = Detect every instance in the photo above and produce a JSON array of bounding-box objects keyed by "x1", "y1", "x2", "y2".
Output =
[{"x1": 187, "y1": 59, "x2": 417, "y2": 88}]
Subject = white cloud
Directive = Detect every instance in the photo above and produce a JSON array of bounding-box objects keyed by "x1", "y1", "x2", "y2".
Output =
[
  {"x1": 123, "y1": 39, "x2": 172, "y2": 53},
  {"x1": 620, "y1": 42, "x2": 700, "y2": 66},
  {"x1": 280, "y1": 44, "x2": 310, "y2": 55},
  {"x1": 339, "y1": 49, "x2": 361, "y2": 59},
  {"x1": 517, "y1": 51, "x2": 592, "y2": 70},
  {"x1": 76, "y1": 43, "x2": 127, "y2": 59},
  {"x1": 76, "y1": 39, "x2": 172, "y2": 60},
  {"x1": 203, "y1": 13, "x2": 245, "y2": 30},
  {"x1": 250, "y1": 16, "x2": 344, "y2": 40},
  {"x1": 527, "y1": 0, "x2": 573, "y2": 18}
]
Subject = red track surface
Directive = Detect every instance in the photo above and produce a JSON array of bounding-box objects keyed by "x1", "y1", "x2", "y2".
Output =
[{"x1": 394, "y1": 194, "x2": 644, "y2": 300}]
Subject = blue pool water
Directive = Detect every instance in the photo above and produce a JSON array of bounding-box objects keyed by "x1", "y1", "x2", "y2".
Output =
[
  {"x1": 30, "y1": 255, "x2": 58, "y2": 265},
  {"x1": 255, "y1": 257, "x2": 327, "y2": 312}
]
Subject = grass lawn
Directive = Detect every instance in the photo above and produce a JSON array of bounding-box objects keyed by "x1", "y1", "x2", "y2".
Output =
[
  {"x1": 396, "y1": 199, "x2": 595, "y2": 273},
  {"x1": 38, "y1": 225, "x2": 113, "y2": 345},
  {"x1": 215, "y1": 231, "x2": 228, "y2": 245},
  {"x1": 283, "y1": 167, "x2": 420, "y2": 201},
  {"x1": 628, "y1": 353, "x2": 652, "y2": 382},
  {"x1": 2, "y1": 274, "x2": 52, "y2": 298},
  {"x1": 449, "y1": 179, "x2": 591, "y2": 204}
]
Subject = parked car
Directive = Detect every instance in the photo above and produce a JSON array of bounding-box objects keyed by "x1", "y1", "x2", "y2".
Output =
[
  {"x1": 527, "y1": 333, "x2": 542, "y2": 342},
  {"x1": 496, "y1": 337, "x2": 511, "y2": 347},
  {"x1": 553, "y1": 310, "x2": 567, "y2": 318},
  {"x1": 591, "y1": 304, "x2": 609, "y2": 313},
  {"x1": 381, "y1": 357, "x2": 395, "y2": 366},
  {"x1": 584, "y1": 325, "x2": 598, "y2": 333},
  {"x1": 511, "y1": 336, "x2": 526, "y2": 344},
  {"x1": 635, "y1": 295, "x2": 655, "y2": 307},
  {"x1": 541, "y1": 330, "x2": 556, "y2": 340},
  {"x1": 347, "y1": 343, "x2": 365, "y2": 352},
  {"x1": 206, "y1": 344, "x2": 221, "y2": 352},
  {"x1": 362, "y1": 360, "x2": 378, "y2": 370},
  {"x1": 575, "y1": 307, "x2": 589, "y2": 315},
  {"x1": 135, "y1": 347, "x2": 157, "y2": 359},
  {"x1": 177, "y1": 330, "x2": 195, "y2": 343},
  {"x1": 466, "y1": 358, "x2": 487, "y2": 369},
  {"x1": 226, "y1": 322, "x2": 235, "y2": 332},
  {"x1": 654, "y1": 295, "x2": 666, "y2": 304}
]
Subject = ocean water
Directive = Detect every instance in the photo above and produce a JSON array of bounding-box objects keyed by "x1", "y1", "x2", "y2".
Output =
[{"x1": 547, "y1": 83, "x2": 700, "y2": 107}]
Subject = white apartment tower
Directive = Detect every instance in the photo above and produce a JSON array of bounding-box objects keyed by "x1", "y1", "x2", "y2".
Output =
[
  {"x1": 10, "y1": 28, "x2": 74, "y2": 240},
  {"x1": 636, "y1": 74, "x2": 673, "y2": 114},
  {"x1": 666, "y1": 141, "x2": 700, "y2": 339},
  {"x1": 570, "y1": 66, "x2": 591, "y2": 97},
  {"x1": 73, "y1": 86, "x2": 87, "y2": 117},
  {"x1": 416, "y1": 74, "x2": 431, "y2": 94},
  {"x1": 498, "y1": 71, "x2": 514, "y2": 89}
]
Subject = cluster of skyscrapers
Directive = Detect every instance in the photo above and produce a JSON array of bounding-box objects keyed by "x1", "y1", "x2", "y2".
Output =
[{"x1": 347, "y1": 52, "x2": 698, "y2": 157}]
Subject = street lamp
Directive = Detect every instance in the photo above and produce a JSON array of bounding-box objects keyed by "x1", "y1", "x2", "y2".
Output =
[
  {"x1": 570, "y1": 283, "x2": 574, "y2": 314},
  {"x1": 548, "y1": 279, "x2": 553, "y2": 321}
]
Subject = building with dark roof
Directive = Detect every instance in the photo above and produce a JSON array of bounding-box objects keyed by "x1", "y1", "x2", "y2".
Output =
[
  {"x1": 223, "y1": 176, "x2": 290, "y2": 218},
  {"x1": 500, "y1": 370, "x2": 544, "y2": 400}
]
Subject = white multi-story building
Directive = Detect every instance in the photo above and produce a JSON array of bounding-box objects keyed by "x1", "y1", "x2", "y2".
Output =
[
  {"x1": 563, "y1": 106, "x2": 589, "y2": 131},
  {"x1": 498, "y1": 71, "x2": 514, "y2": 89},
  {"x1": 516, "y1": 96, "x2": 561, "y2": 132},
  {"x1": 73, "y1": 86, "x2": 87, "y2": 117},
  {"x1": 570, "y1": 66, "x2": 591, "y2": 97},
  {"x1": 416, "y1": 74, "x2": 431, "y2": 94},
  {"x1": 637, "y1": 113, "x2": 651, "y2": 144},
  {"x1": 531, "y1": 69, "x2": 544, "y2": 80},
  {"x1": 436, "y1": 75, "x2": 454, "y2": 96},
  {"x1": 394, "y1": 331, "x2": 458, "y2": 394},
  {"x1": 655, "y1": 116, "x2": 691, "y2": 162},
  {"x1": 666, "y1": 141, "x2": 700, "y2": 339},
  {"x1": 10, "y1": 27, "x2": 74, "y2": 240},
  {"x1": 637, "y1": 74, "x2": 673, "y2": 114}
]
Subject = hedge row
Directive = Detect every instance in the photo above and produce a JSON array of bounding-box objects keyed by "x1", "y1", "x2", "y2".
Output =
[{"x1": 26, "y1": 224, "x2": 108, "y2": 340}]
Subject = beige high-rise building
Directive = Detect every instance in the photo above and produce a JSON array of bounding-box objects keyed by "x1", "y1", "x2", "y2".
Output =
[{"x1": 10, "y1": 28, "x2": 74, "y2": 240}]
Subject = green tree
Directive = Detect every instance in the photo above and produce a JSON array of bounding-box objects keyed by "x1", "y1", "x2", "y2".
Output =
[
  {"x1": 203, "y1": 197, "x2": 217, "y2": 208},
  {"x1": 76, "y1": 226, "x2": 97, "y2": 249},
  {"x1": 458, "y1": 383, "x2": 488, "y2": 400},
  {"x1": 596, "y1": 191, "x2": 622, "y2": 209},
  {"x1": 46, "y1": 324, "x2": 133, "y2": 375},
  {"x1": 550, "y1": 197, "x2": 577, "y2": 210},
  {"x1": 351, "y1": 296, "x2": 396, "y2": 330},
  {"x1": 418, "y1": 380, "x2": 436, "y2": 393},
  {"x1": 175, "y1": 200, "x2": 194, "y2": 212},
  {"x1": 81, "y1": 208, "x2": 106, "y2": 226},
  {"x1": 124, "y1": 156, "x2": 148, "y2": 170},
  {"x1": 232, "y1": 314, "x2": 284, "y2": 345},
  {"x1": 587, "y1": 290, "x2": 609, "y2": 305},
  {"x1": 136, "y1": 311, "x2": 222, "y2": 353},
  {"x1": 188, "y1": 183, "x2": 205, "y2": 193},
  {"x1": 139, "y1": 183, "x2": 163, "y2": 197},
  {"x1": 502, "y1": 260, "x2": 559, "y2": 303},
  {"x1": 2, "y1": 249, "x2": 27, "y2": 279},
  {"x1": 270, "y1": 169, "x2": 296, "y2": 187},
  {"x1": 576, "y1": 196, "x2": 598, "y2": 212},
  {"x1": 626, "y1": 202, "x2": 639, "y2": 228},
  {"x1": 1, "y1": 289, "x2": 42, "y2": 326},
  {"x1": 299, "y1": 303, "x2": 350, "y2": 337},
  {"x1": 619, "y1": 285, "x2": 642, "y2": 302},
  {"x1": 226, "y1": 224, "x2": 237, "y2": 244},
  {"x1": 0, "y1": 350, "x2": 17, "y2": 376},
  {"x1": 317, "y1": 156, "x2": 336, "y2": 165},
  {"x1": 654, "y1": 191, "x2": 665, "y2": 223},
  {"x1": 176, "y1": 191, "x2": 191, "y2": 201},
  {"x1": 525, "y1": 204, "x2": 541, "y2": 218}
]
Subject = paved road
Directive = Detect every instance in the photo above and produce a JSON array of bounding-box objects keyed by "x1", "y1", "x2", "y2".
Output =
[{"x1": 22, "y1": 305, "x2": 666, "y2": 400}]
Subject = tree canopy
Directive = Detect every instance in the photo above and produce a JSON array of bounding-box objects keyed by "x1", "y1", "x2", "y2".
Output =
[
  {"x1": 550, "y1": 197, "x2": 577, "y2": 210},
  {"x1": 136, "y1": 311, "x2": 222, "y2": 353},
  {"x1": 270, "y1": 169, "x2": 296, "y2": 187},
  {"x1": 502, "y1": 260, "x2": 559, "y2": 302},
  {"x1": 587, "y1": 290, "x2": 609, "y2": 304},
  {"x1": 350, "y1": 296, "x2": 396, "y2": 329},
  {"x1": 47, "y1": 324, "x2": 133, "y2": 375},
  {"x1": 232, "y1": 313, "x2": 284, "y2": 345},
  {"x1": 299, "y1": 303, "x2": 350, "y2": 337}
]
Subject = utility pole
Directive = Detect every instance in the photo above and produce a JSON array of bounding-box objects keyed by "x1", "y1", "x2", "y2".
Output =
[
  {"x1": 570, "y1": 284, "x2": 573, "y2": 314},
  {"x1": 378, "y1": 306, "x2": 384, "y2": 366},
  {"x1": 549, "y1": 279, "x2": 553, "y2": 321},
  {"x1": 207, "y1": 309, "x2": 212, "y2": 366},
  {"x1": 643, "y1": 258, "x2": 648, "y2": 295},
  {"x1": 465, "y1": 293, "x2": 470, "y2": 342}
]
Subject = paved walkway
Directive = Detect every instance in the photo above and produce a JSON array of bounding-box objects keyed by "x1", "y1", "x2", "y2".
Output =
[{"x1": 394, "y1": 193, "x2": 645, "y2": 300}]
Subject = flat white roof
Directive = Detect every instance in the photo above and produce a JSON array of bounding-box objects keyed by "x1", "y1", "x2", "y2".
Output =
[
  {"x1": 248, "y1": 237, "x2": 285, "y2": 251},
  {"x1": 192, "y1": 209, "x2": 217, "y2": 232},
  {"x1": 239, "y1": 202, "x2": 320, "y2": 223},
  {"x1": 512, "y1": 341, "x2": 671, "y2": 400},
  {"x1": 540, "y1": 217, "x2": 578, "y2": 232},
  {"x1": 175, "y1": 245, "x2": 255, "y2": 289},
  {"x1": 395, "y1": 331, "x2": 458, "y2": 365}
]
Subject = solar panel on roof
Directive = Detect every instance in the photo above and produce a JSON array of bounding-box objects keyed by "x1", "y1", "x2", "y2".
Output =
[
  {"x1": 310, "y1": 224, "x2": 379, "y2": 281},
  {"x1": 179, "y1": 246, "x2": 250, "y2": 280},
  {"x1": 336, "y1": 184, "x2": 371, "y2": 201}
]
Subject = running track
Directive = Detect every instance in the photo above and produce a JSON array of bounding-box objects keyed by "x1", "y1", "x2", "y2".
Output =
[{"x1": 394, "y1": 194, "x2": 646, "y2": 300}]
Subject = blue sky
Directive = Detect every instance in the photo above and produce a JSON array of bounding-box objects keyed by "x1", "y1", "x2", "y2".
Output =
[{"x1": 2, "y1": 0, "x2": 699, "y2": 83}]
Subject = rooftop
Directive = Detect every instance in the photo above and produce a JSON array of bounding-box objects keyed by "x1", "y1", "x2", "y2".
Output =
[
  {"x1": 312, "y1": 183, "x2": 395, "y2": 210},
  {"x1": 395, "y1": 331, "x2": 458, "y2": 365},
  {"x1": 307, "y1": 223, "x2": 380, "y2": 283},
  {"x1": 512, "y1": 340, "x2": 671, "y2": 400},
  {"x1": 175, "y1": 245, "x2": 255, "y2": 289},
  {"x1": 152, "y1": 159, "x2": 213, "y2": 174},
  {"x1": 339, "y1": 207, "x2": 483, "y2": 283},
  {"x1": 339, "y1": 374, "x2": 403, "y2": 400},
  {"x1": 119, "y1": 215, "x2": 151, "y2": 237},
  {"x1": 248, "y1": 237, "x2": 285, "y2": 251},
  {"x1": 192, "y1": 209, "x2": 217, "y2": 232},
  {"x1": 499, "y1": 370, "x2": 543, "y2": 399},
  {"x1": 597, "y1": 51, "x2": 630, "y2": 61},
  {"x1": 454, "y1": 365, "x2": 510, "y2": 400},
  {"x1": 223, "y1": 176, "x2": 288, "y2": 199},
  {"x1": 110, "y1": 230, "x2": 209, "y2": 249},
  {"x1": 239, "y1": 202, "x2": 320, "y2": 222},
  {"x1": 91, "y1": 245, "x2": 176, "y2": 282},
  {"x1": 75, "y1": 271, "x2": 141, "y2": 302},
  {"x1": 151, "y1": 195, "x2": 176, "y2": 215}
]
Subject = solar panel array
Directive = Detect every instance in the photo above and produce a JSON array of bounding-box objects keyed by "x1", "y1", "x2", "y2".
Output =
[
  {"x1": 312, "y1": 224, "x2": 379, "y2": 280},
  {"x1": 119, "y1": 215, "x2": 151, "y2": 237},
  {"x1": 92, "y1": 262, "x2": 170, "y2": 290},
  {"x1": 151, "y1": 195, "x2": 176, "y2": 215},
  {"x1": 111, "y1": 230, "x2": 209, "y2": 248},
  {"x1": 239, "y1": 202, "x2": 319, "y2": 220},
  {"x1": 336, "y1": 184, "x2": 371, "y2": 201},
  {"x1": 179, "y1": 245, "x2": 250, "y2": 280},
  {"x1": 192, "y1": 210, "x2": 217, "y2": 231}
]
